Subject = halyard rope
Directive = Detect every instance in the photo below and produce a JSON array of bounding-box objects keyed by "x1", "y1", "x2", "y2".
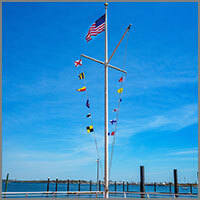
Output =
[{"x1": 109, "y1": 30, "x2": 130, "y2": 180}]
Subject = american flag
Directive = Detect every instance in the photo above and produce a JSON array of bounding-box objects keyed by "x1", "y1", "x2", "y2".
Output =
[{"x1": 86, "y1": 14, "x2": 105, "y2": 42}]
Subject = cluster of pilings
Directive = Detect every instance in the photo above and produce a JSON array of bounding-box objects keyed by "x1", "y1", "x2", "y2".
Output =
[
  {"x1": 45, "y1": 167, "x2": 195, "y2": 196},
  {"x1": 4, "y1": 167, "x2": 197, "y2": 197}
]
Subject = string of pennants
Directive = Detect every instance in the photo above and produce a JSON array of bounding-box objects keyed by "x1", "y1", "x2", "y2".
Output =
[
  {"x1": 108, "y1": 77, "x2": 124, "y2": 137},
  {"x1": 74, "y1": 58, "x2": 124, "y2": 137},
  {"x1": 74, "y1": 57, "x2": 104, "y2": 177},
  {"x1": 74, "y1": 58, "x2": 94, "y2": 133}
]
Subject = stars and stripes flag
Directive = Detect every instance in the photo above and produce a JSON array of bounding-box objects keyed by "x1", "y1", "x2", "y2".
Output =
[{"x1": 86, "y1": 14, "x2": 105, "y2": 42}]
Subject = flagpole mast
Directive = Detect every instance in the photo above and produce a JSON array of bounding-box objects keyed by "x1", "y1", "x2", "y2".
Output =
[
  {"x1": 82, "y1": 3, "x2": 129, "y2": 197},
  {"x1": 104, "y1": 2, "x2": 109, "y2": 198}
]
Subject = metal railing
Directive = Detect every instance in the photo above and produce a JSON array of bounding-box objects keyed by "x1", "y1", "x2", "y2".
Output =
[{"x1": 2, "y1": 191, "x2": 198, "y2": 198}]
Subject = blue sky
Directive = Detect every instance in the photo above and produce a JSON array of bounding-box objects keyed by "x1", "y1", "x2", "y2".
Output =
[{"x1": 2, "y1": 2, "x2": 198, "y2": 183}]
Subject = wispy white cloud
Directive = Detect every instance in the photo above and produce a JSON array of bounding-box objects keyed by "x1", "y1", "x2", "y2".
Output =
[
  {"x1": 130, "y1": 76, "x2": 197, "y2": 89},
  {"x1": 123, "y1": 54, "x2": 197, "y2": 97},
  {"x1": 3, "y1": 141, "x2": 98, "y2": 169},
  {"x1": 117, "y1": 103, "x2": 198, "y2": 139},
  {"x1": 167, "y1": 148, "x2": 198, "y2": 156}
]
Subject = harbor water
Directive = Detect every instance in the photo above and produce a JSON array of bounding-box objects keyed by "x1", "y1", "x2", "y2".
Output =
[{"x1": 2, "y1": 181, "x2": 198, "y2": 197}]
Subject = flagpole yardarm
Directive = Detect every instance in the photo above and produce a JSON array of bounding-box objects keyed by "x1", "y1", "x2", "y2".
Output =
[
  {"x1": 107, "y1": 24, "x2": 131, "y2": 65},
  {"x1": 81, "y1": 54, "x2": 127, "y2": 74}
]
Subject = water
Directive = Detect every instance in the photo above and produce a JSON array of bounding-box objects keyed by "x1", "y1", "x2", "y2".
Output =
[{"x1": 2, "y1": 182, "x2": 198, "y2": 198}]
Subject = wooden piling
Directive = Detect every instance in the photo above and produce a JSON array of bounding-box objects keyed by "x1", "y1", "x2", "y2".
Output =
[
  {"x1": 169, "y1": 182, "x2": 172, "y2": 193},
  {"x1": 127, "y1": 181, "x2": 129, "y2": 192},
  {"x1": 140, "y1": 166, "x2": 145, "y2": 198},
  {"x1": 115, "y1": 181, "x2": 117, "y2": 191},
  {"x1": 5, "y1": 173, "x2": 9, "y2": 193},
  {"x1": 55, "y1": 178, "x2": 58, "y2": 192},
  {"x1": 78, "y1": 180, "x2": 81, "y2": 191},
  {"x1": 154, "y1": 182, "x2": 156, "y2": 193},
  {"x1": 99, "y1": 180, "x2": 101, "y2": 191},
  {"x1": 123, "y1": 181, "x2": 125, "y2": 192},
  {"x1": 90, "y1": 180, "x2": 92, "y2": 191},
  {"x1": 47, "y1": 177, "x2": 50, "y2": 192},
  {"x1": 190, "y1": 183, "x2": 192, "y2": 193},
  {"x1": 4, "y1": 173, "x2": 9, "y2": 198},
  {"x1": 67, "y1": 179, "x2": 69, "y2": 191},
  {"x1": 173, "y1": 169, "x2": 178, "y2": 194}
]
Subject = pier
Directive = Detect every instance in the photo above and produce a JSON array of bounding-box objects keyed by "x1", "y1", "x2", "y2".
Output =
[{"x1": 2, "y1": 167, "x2": 198, "y2": 198}]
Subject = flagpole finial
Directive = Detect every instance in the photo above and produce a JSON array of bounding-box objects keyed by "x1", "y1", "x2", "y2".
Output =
[{"x1": 105, "y1": 2, "x2": 108, "y2": 7}]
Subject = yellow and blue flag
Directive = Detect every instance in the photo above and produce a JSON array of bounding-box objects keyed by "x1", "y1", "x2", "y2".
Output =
[{"x1": 78, "y1": 72, "x2": 85, "y2": 80}]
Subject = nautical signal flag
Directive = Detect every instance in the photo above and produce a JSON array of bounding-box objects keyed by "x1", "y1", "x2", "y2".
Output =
[
  {"x1": 86, "y1": 99, "x2": 90, "y2": 108},
  {"x1": 86, "y1": 113, "x2": 91, "y2": 118},
  {"x1": 108, "y1": 132, "x2": 115, "y2": 136},
  {"x1": 119, "y1": 77, "x2": 123, "y2": 82},
  {"x1": 78, "y1": 72, "x2": 85, "y2": 80},
  {"x1": 74, "y1": 59, "x2": 82, "y2": 67},
  {"x1": 113, "y1": 108, "x2": 118, "y2": 112},
  {"x1": 117, "y1": 88, "x2": 123, "y2": 93},
  {"x1": 86, "y1": 14, "x2": 105, "y2": 42},
  {"x1": 110, "y1": 119, "x2": 117, "y2": 125},
  {"x1": 76, "y1": 86, "x2": 86, "y2": 92},
  {"x1": 118, "y1": 98, "x2": 122, "y2": 102},
  {"x1": 87, "y1": 125, "x2": 94, "y2": 133}
]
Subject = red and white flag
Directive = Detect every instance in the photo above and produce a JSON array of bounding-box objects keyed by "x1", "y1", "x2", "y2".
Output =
[
  {"x1": 86, "y1": 14, "x2": 105, "y2": 42},
  {"x1": 74, "y1": 59, "x2": 82, "y2": 67},
  {"x1": 113, "y1": 108, "x2": 118, "y2": 112}
]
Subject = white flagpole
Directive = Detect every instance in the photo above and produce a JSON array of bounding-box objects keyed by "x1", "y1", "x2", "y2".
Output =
[{"x1": 104, "y1": 2, "x2": 109, "y2": 198}]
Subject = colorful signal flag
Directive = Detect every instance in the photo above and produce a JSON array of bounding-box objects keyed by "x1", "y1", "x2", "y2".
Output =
[
  {"x1": 74, "y1": 59, "x2": 82, "y2": 67},
  {"x1": 117, "y1": 88, "x2": 123, "y2": 93},
  {"x1": 76, "y1": 86, "x2": 86, "y2": 92},
  {"x1": 119, "y1": 77, "x2": 123, "y2": 82},
  {"x1": 87, "y1": 125, "x2": 94, "y2": 133},
  {"x1": 86, "y1": 99, "x2": 90, "y2": 108},
  {"x1": 78, "y1": 72, "x2": 85, "y2": 80}
]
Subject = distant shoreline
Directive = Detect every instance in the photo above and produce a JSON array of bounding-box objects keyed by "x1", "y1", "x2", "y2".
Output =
[{"x1": 2, "y1": 179, "x2": 198, "y2": 187}]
